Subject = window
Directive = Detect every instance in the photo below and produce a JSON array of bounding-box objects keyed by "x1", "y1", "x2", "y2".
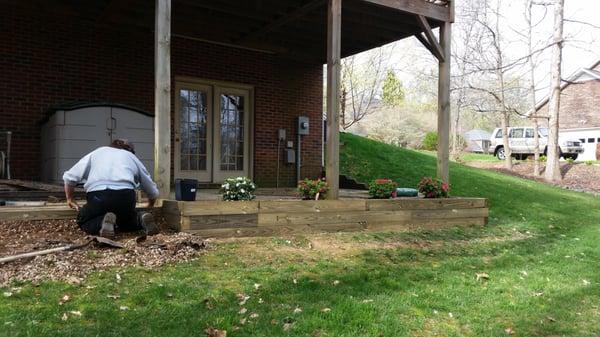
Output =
[
  {"x1": 525, "y1": 129, "x2": 534, "y2": 138},
  {"x1": 597, "y1": 138, "x2": 600, "y2": 142},
  {"x1": 495, "y1": 129, "x2": 503, "y2": 138},
  {"x1": 580, "y1": 139, "x2": 586, "y2": 143},
  {"x1": 509, "y1": 128, "x2": 524, "y2": 138},
  {"x1": 588, "y1": 138, "x2": 595, "y2": 143}
]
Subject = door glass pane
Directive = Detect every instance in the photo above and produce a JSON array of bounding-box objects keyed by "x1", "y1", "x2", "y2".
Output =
[
  {"x1": 220, "y1": 94, "x2": 245, "y2": 171},
  {"x1": 179, "y1": 88, "x2": 208, "y2": 171},
  {"x1": 525, "y1": 129, "x2": 534, "y2": 138}
]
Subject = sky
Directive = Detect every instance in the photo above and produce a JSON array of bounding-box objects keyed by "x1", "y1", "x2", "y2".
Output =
[{"x1": 372, "y1": 0, "x2": 600, "y2": 99}]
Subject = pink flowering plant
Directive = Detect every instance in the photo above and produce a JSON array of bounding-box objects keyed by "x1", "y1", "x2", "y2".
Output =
[
  {"x1": 417, "y1": 176, "x2": 450, "y2": 198},
  {"x1": 368, "y1": 179, "x2": 398, "y2": 199},
  {"x1": 298, "y1": 178, "x2": 329, "y2": 200}
]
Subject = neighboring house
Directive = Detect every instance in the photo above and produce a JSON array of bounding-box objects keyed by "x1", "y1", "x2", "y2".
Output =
[
  {"x1": 535, "y1": 60, "x2": 600, "y2": 161},
  {"x1": 464, "y1": 129, "x2": 491, "y2": 153}
]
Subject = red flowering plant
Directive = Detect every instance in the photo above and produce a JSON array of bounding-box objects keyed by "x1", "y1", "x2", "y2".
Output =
[
  {"x1": 417, "y1": 176, "x2": 450, "y2": 198},
  {"x1": 368, "y1": 179, "x2": 399, "y2": 199},
  {"x1": 297, "y1": 178, "x2": 329, "y2": 200}
]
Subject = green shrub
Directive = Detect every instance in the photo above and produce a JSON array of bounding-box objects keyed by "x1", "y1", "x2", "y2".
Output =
[
  {"x1": 368, "y1": 179, "x2": 398, "y2": 199},
  {"x1": 220, "y1": 177, "x2": 256, "y2": 201},
  {"x1": 540, "y1": 155, "x2": 547, "y2": 162},
  {"x1": 417, "y1": 176, "x2": 449, "y2": 198},
  {"x1": 422, "y1": 132, "x2": 438, "y2": 151},
  {"x1": 585, "y1": 160, "x2": 593, "y2": 166}
]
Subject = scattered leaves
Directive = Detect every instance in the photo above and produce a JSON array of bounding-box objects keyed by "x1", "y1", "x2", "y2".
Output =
[
  {"x1": 249, "y1": 313, "x2": 259, "y2": 319},
  {"x1": 59, "y1": 294, "x2": 70, "y2": 305},
  {"x1": 476, "y1": 273, "x2": 489, "y2": 281},
  {"x1": 293, "y1": 307, "x2": 302, "y2": 314},
  {"x1": 237, "y1": 294, "x2": 250, "y2": 306},
  {"x1": 3, "y1": 292, "x2": 12, "y2": 298},
  {"x1": 332, "y1": 280, "x2": 340, "y2": 286},
  {"x1": 119, "y1": 306, "x2": 129, "y2": 311},
  {"x1": 283, "y1": 323, "x2": 293, "y2": 331},
  {"x1": 253, "y1": 283, "x2": 261, "y2": 290},
  {"x1": 505, "y1": 327, "x2": 514, "y2": 335},
  {"x1": 321, "y1": 308, "x2": 331, "y2": 313},
  {"x1": 238, "y1": 308, "x2": 247, "y2": 315}
]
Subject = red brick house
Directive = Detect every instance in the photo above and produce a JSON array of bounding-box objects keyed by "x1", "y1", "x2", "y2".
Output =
[
  {"x1": 536, "y1": 60, "x2": 600, "y2": 160},
  {"x1": 0, "y1": 0, "x2": 454, "y2": 198}
]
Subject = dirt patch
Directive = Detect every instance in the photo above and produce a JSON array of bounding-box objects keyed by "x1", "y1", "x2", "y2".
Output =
[
  {"x1": 467, "y1": 161, "x2": 600, "y2": 194},
  {"x1": 0, "y1": 218, "x2": 209, "y2": 287}
]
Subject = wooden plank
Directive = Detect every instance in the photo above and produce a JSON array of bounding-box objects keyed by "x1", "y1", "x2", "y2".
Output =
[
  {"x1": 416, "y1": 15, "x2": 444, "y2": 62},
  {"x1": 0, "y1": 207, "x2": 76, "y2": 221},
  {"x1": 182, "y1": 201, "x2": 259, "y2": 216},
  {"x1": 186, "y1": 223, "x2": 365, "y2": 238},
  {"x1": 365, "y1": 208, "x2": 489, "y2": 222},
  {"x1": 0, "y1": 191, "x2": 85, "y2": 201},
  {"x1": 162, "y1": 200, "x2": 183, "y2": 231},
  {"x1": 258, "y1": 211, "x2": 368, "y2": 226},
  {"x1": 154, "y1": 0, "x2": 172, "y2": 199},
  {"x1": 367, "y1": 198, "x2": 487, "y2": 211},
  {"x1": 365, "y1": 217, "x2": 486, "y2": 231},
  {"x1": 259, "y1": 200, "x2": 366, "y2": 213},
  {"x1": 326, "y1": 0, "x2": 342, "y2": 199},
  {"x1": 437, "y1": 20, "x2": 451, "y2": 182},
  {"x1": 236, "y1": 0, "x2": 325, "y2": 43},
  {"x1": 189, "y1": 214, "x2": 258, "y2": 230},
  {"x1": 361, "y1": 0, "x2": 451, "y2": 22}
]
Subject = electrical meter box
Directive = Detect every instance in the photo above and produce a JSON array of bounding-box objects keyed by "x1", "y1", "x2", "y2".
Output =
[{"x1": 298, "y1": 116, "x2": 309, "y2": 135}]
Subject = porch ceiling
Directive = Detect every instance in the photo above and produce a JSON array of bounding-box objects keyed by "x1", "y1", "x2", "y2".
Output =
[{"x1": 31, "y1": 0, "x2": 450, "y2": 63}]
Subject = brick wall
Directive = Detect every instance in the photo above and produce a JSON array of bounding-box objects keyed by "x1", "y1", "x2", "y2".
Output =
[
  {"x1": 537, "y1": 75, "x2": 600, "y2": 129},
  {"x1": 0, "y1": 3, "x2": 323, "y2": 187}
]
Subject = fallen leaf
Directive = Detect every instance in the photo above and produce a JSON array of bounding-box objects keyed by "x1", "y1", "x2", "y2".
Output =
[
  {"x1": 167, "y1": 293, "x2": 174, "y2": 298},
  {"x1": 240, "y1": 318, "x2": 247, "y2": 325},
  {"x1": 293, "y1": 307, "x2": 302, "y2": 314},
  {"x1": 237, "y1": 294, "x2": 250, "y2": 306},
  {"x1": 61, "y1": 313, "x2": 68, "y2": 321},
  {"x1": 204, "y1": 327, "x2": 227, "y2": 337},
  {"x1": 258, "y1": 298, "x2": 264, "y2": 304},
  {"x1": 476, "y1": 273, "x2": 490, "y2": 281},
  {"x1": 547, "y1": 316, "x2": 556, "y2": 322},
  {"x1": 361, "y1": 299, "x2": 374, "y2": 303},
  {"x1": 321, "y1": 308, "x2": 331, "y2": 313},
  {"x1": 332, "y1": 280, "x2": 340, "y2": 286},
  {"x1": 66, "y1": 276, "x2": 82, "y2": 285},
  {"x1": 59, "y1": 295, "x2": 70, "y2": 305},
  {"x1": 293, "y1": 279, "x2": 298, "y2": 284},
  {"x1": 107, "y1": 294, "x2": 120, "y2": 300},
  {"x1": 448, "y1": 312, "x2": 454, "y2": 318},
  {"x1": 505, "y1": 327, "x2": 514, "y2": 335},
  {"x1": 3, "y1": 292, "x2": 12, "y2": 298},
  {"x1": 283, "y1": 323, "x2": 293, "y2": 331},
  {"x1": 520, "y1": 271, "x2": 528, "y2": 277},
  {"x1": 69, "y1": 311, "x2": 82, "y2": 317},
  {"x1": 532, "y1": 292, "x2": 544, "y2": 297},
  {"x1": 254, "y1": 283, "x2": 261, "y2": 290},
  {"x1": 270, "y1": 319, "x2": 278, "y2": 325},
  {"x1": 115, "y1": 273, "x2": 121, "y2": 283},
  {"x1": 249, "y1": 313, "x2": 259, "y2": 319},
  {"x1": 239, "y1": 308, "x2": 247, "y2": 314},
  {"x1": 203, "y1": 298, "x2": 214, "y2": 310},
  {"x1": 583, "y1": 279, "x2": 591, "y2": 286},
  {"x1": 119, "y1": 306, "x2": 129, "y2": 311}
]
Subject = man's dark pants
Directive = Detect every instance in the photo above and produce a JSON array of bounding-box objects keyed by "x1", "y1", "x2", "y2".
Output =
[{"x1": 77, "y1": 189, "x2": 142, "y2": 235}]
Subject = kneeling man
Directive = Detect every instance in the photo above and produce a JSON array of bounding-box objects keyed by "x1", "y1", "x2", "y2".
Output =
[{"x1": 63, "y1": 139, "x2": 160, "y2": 238}]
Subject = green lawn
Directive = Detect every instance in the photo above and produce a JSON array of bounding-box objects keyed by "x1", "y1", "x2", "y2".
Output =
[
  {"x1": 457, "y1": 152, "x2": 499, "y2": 162},
  {"x1": 2, "y1": 132, "x2": 600, "y2": 336}
]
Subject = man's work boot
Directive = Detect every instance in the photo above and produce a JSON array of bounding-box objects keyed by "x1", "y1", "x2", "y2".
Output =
[
  {"x1": 99, "y1": 212, "x2": 116, "y2": 239},
  {"x1": 140, "y1": 212, "x2": 159, "y2": 235}
]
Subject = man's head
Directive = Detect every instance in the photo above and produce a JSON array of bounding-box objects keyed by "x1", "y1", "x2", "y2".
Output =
[{"x1": 110, "y1": 139, "x2": 135, "y2": 154}]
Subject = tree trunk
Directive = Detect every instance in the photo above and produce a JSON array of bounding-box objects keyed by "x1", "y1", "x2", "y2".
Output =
[
  {"x1": 544, "y1": 0, "x2": 565, "y2": 182},
  {"x1": 498, "y1": 70, "x2": 512, "y2": 170},
  {"x1": 527, "y1": 0, "x2": 540, "y2": 176}
]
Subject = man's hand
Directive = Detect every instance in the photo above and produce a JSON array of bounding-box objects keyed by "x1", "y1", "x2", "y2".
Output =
[
  {"x1": 67, "y1": 199, "x2": 80, "y2": 211},
  {"x1": 148, "y1": 198, "x2": 156, "y2": 208}
]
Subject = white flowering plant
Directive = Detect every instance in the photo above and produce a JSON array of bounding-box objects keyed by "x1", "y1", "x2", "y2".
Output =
[{"x1": 220, "y1": 177, "x2": 257, "y2": 201}]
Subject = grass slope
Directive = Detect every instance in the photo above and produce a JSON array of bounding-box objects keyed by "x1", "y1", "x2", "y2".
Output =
[{"x1": 2, "y1": 133, "x2": 600, "y2": 337}]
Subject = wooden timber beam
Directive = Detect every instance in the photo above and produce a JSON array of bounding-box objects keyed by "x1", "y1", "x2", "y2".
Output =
[
  {"x1": 326, "y1": 0, "x2": 342, "y2": 199},
  {"x1": 436, "y1": 20, "x2": 451, "y2": 183},
  {"x1": 154, "y1": 0, "x2": 172, "y2": 199},
  {"x1": 235, "y1": 0, "x2": 325, "y2": 43},
  {"x1": 416, "y1": 15, "x2": 444, "y2": 62},
  {"x1": 360, "y1": 0, "x2": 451, "y2": 22}
]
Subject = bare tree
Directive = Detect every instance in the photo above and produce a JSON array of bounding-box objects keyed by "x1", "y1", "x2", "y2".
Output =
[
  {"x1": 525, "y1": 0, "x2": 543, "y2": 176},
  {"x1": 340, "y1": 46, "x2": 393, "y2": 129},
  {"x1": 544, "y1": 0, "x2": 565, "y2": 182}
]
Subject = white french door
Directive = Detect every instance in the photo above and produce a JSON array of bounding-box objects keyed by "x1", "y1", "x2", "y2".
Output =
[{"x1": 174, "y1": 81, "x2": 251, "y2": 183}]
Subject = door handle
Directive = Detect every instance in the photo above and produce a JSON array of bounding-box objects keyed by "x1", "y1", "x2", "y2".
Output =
[{"x1": 111, "y1": 117, "x2": 117, "y2": 130}]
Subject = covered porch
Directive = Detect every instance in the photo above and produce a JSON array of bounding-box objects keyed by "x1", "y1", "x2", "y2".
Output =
[{"x1": 150, "y1": 0, "x2": 454, "y2": 199}]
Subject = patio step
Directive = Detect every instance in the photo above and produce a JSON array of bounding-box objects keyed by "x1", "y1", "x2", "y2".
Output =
[{"x1": 339, "y1": 175, "x2": 368, "y2": 190}]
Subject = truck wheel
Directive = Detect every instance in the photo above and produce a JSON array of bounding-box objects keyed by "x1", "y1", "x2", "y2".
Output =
[{"x1": 496, "y1": 147, "x2": 506, "y2": 160}]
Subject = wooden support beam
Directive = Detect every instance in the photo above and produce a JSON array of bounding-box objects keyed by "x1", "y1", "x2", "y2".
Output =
[
  {"x1": 414, "y1": 33, "x2": 434, "y2": 55},
  {"x1": 236, "y1": 0, "x2": 325, "y2": 43},
  {"x1": 326, "y1": 0, "x2": 342, "y2": 199},
  {"x1": 416, "y1": 15, "x2": 444, "y2": 62},
  {"x1": 361, "y1": 0, "x2": 451, "y2": 22},
  {"x1": 154, "y1": 0, "x2": 171, "y2": 199},
  {"x1": 436, "y1": 21, "x2": 451, "y2": 183}
]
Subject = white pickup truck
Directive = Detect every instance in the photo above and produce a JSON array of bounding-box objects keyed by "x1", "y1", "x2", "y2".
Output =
[{"x1": 490, "y1": 127, "x2": 584, "y2": 160}]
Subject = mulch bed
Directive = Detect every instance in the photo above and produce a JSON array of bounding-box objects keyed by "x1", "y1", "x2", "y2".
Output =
[
  {"x1": 0, "y1": 217, "x2": 210, "y2": 287},
  {"x1": 467, "y1": 161, "x2": 600, "y2": 194}
]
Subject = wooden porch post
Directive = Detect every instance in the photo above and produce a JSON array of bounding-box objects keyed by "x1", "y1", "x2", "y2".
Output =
[
  {"x1": 326, "y1": 0, "x2": 342, "y2": 199},
  {"x1": 437, "y1": 20, "x2": 451, "y2": 183},
  {"x1": 154, "y1": 0, "x2": 171, "y2": 199}
]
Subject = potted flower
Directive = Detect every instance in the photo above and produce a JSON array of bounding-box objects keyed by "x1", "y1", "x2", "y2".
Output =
[
  {"x1": 297, "y1": 178, "x2": 329, "y2": 200},
  {"x1": 368, "y1": 179, "x2": 399, "y2": 199},
  {"x1": 417, "y1": 176, "x2": 450, "y2": 198},
  {"x1": 220, "y1": 177, "x2": 256, "y2": 201}
]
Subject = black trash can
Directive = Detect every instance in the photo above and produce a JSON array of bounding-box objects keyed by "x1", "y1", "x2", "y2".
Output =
[{"x1": 175, "y1": 179, "x2": 198, "y2": 201}]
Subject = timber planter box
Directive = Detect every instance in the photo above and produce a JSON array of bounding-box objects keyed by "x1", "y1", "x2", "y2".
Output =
[{"x1": 162, "y1": 197, "x2": 489, "y2": 238}]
